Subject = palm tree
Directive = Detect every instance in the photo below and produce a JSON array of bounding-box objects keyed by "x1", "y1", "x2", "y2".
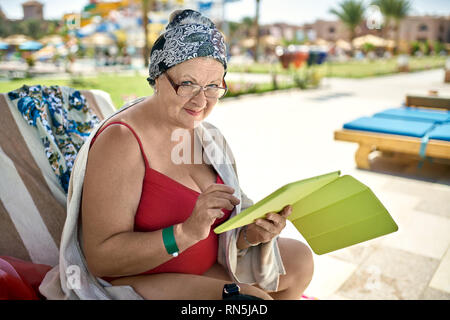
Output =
[
  {"x1": 329, "y1": 0, "x2": 366, "y2": 53},
  {"x1": 372, "y1": 0, "x2": 411, "y2": 53}
]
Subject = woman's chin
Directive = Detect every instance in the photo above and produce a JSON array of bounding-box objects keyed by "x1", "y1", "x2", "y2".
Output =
[{"x1": 184, "y1": 114, "x2": 205, "y2": 128}]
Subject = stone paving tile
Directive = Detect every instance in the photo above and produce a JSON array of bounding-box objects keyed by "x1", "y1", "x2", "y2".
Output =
[
  {"x1": 382, "y1": 175, "x2": 449, "y2": 198},
  {"x1": 414, "y1": 188, "x2": 450, "y2": 219},
  {"x1": 420, "y1": 287, "x2": 450, "y2": 300},
  {"x1": 429, "y1": 246, "x2": 450, "y2": 293},
  {"x1": 302, "y1": 254, "x2": 358, "y2": 299},
  {"x1": 337, "y1": 247, "x2": 439, "y2": 300},
  {"x1": 380, "y1": 208, "x2": 450, "y2": 260},
  {"x1": 328, "y1": 242, "x2": 379, "y2": 266}
]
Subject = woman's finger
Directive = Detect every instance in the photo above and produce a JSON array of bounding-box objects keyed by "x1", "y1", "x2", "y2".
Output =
[
  {"x1": 255, "y1": 218, "x2": 278, "y2": 235},
  {"x1": 280, "y1": 205, "x2": 293, "y2": 218},
  {"x1": 265, "y1": 213, "x2": 286, "y2": 230}
]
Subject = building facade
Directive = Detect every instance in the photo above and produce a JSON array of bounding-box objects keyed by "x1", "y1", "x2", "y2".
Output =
[
  {"x1": 22, "y1": 0, "x2": 44, "y2": 20},
  {"x1": 263, "y1": 15, "x2": 450, "y2": 44},
  {"x1": 398, "y1": 16, "x2": 450, "y2": 43}
]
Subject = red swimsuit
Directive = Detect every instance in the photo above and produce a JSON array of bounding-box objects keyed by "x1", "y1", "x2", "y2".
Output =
[{"x1": 89, "y1": 121, "x2": 232, "y2": 278}]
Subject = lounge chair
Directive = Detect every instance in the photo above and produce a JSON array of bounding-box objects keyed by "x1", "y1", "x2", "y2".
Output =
[
  {"x1": 0, "y1": 85, "x2": 116, "y2": 299},
  {"x1": 334, "y1": 102, "x2": 450, "y2": 170}
]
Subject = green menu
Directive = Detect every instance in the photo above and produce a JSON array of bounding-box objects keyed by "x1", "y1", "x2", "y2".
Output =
[{"x1": 214, "y1": 171, "x2": 398, "y2": 255}]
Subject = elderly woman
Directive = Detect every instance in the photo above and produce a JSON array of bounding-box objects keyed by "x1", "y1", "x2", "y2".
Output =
[{"x1": 40, "y1": 9, "x2": 313, "y2": 300}]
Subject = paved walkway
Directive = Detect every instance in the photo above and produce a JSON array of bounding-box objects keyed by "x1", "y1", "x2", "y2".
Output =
[{"x1": 207, "y1": 69, "x2": 450, "y2": 300}]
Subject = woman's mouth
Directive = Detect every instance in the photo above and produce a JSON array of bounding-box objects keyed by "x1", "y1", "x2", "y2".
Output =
[{"x1": 184, "y1": 108, "x2": 204, "y2": 116}]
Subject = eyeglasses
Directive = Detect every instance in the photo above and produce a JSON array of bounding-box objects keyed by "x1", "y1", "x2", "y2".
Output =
[{"x1": 164, "y1": 73, "x2": 228, "y2": 99}]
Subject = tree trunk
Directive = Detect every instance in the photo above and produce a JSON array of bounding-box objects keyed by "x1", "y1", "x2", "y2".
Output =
[
  {"x1": 253, "y1": 0, "x2": 261, "y2": 62},
  {"x1": 142, "y1": 0, "x2": 151, "y2": 68},
  {"x1": 383, "y1": 17, "x2": 391, "y2": 40},
  {"x1": 394, "y1": 20, "x2": 401, "y2": 55},
  {"x1": 349, "y1": 28, "x2": 356, "y2": 56}
]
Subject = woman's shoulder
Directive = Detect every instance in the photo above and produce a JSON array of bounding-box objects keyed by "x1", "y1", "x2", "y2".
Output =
[
  {"x1": 94, "y1": 96, "x2": 150, "y2": 143},
  {"x1": 88, "y1": 115, "x2": 146, "y2": 171}
]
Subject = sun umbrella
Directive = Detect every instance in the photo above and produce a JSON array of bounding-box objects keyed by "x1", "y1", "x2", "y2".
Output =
[
  {"x1": 4, "y1": 34, "x2": 32, "y2": 46},
  {"x1": 0, "y1": 41, "x2": 9, "y2": 50},
  {"x1": 40, "y1": 35, "x2": 64, "y2": 46},
  {"x1": 33, "y1": 45, "x2": 56, "y2": 61},
  {"x1": 80, "y1": 33, "x2": 115, "y2": 47},
  {"x1": 19, "y1": 40, "x2": 43, "y2": 51},
  {"x1": 336, "y1": 39, "x2": 352, "y2": 51},
  {"x1": 352, "y1": 35, "x2": 387, "y2": 48}
]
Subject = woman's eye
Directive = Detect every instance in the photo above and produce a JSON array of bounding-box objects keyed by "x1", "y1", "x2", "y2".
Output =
[
  {"x1": 181, "y1": 81, "x2": 193, "y2": 85},
  {"x1": 207, "y1": 84, "x2": 219, "y2": 88}
]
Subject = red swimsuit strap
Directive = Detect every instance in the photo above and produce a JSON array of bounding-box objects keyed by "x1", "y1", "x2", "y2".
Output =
[{"x1": 90, "y1": 121, "x2": 150, "y2": 168}]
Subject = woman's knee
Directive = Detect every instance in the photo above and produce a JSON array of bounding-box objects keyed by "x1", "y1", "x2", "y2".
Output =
[{"x1": 280, "y1": 238, "x2": 314, "y2": 284}]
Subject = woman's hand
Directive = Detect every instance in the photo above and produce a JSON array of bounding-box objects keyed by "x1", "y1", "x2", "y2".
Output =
[
  {"x1": 241, "y1": 205, "x2": 293, "y2": 247},
  {"x1": 181, "y1": 184, "x2": 240, "y2": 242}
]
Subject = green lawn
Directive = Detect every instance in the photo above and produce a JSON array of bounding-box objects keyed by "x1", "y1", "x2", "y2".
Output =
[
  {"x1": 0, "y1": 73, "x2": 153, "y2": 109},
  {"x1": 228, "y1": 55, "x2": 447, "y2": 78}
]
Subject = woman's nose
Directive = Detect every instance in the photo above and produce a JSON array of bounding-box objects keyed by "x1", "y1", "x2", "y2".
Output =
[{"x1": 191, "y1": 89, "x2": 207, "y2": 108}]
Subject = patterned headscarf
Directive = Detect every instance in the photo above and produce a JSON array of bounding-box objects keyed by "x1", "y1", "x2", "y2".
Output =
[{"x1": 147, "y1": 9, "x2": 227, "y2": 87}]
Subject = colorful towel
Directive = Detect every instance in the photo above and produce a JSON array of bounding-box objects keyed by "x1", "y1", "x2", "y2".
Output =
[{"x1": 7, "y1": 85, "x2": 100, "y2": 193}]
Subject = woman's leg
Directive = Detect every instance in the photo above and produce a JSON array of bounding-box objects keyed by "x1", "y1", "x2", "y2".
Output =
[
  {"x1": 109, "y1": 272, "x2": 272, "y2": 300},
  {"x1": 203, "y1": 238, "x2": 314, "y2": 300},
  {"x1": 268, "y1": 237, "x2": 314, "y2": 300}
]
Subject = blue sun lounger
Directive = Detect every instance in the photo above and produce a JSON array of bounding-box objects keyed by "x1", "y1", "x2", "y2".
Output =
[
  {"x1": 373, "y1": 107, "x2": 450, "y2": 123},
  {"x1": 334, "y1": 106, "x2": 450, "y2": 169}
]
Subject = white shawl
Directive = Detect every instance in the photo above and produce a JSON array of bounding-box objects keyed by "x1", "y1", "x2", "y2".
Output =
[{"x1": 39, "y1": 99, "x2": 285, "y2": 300}]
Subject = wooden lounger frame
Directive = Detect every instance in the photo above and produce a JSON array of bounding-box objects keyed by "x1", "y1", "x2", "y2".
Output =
[
  {"x1": 334, "y1": 129, "x2": 450, "y2": 169},
  {"x1": 405, "y1": 95, "x2": 450, "y2": 110}
]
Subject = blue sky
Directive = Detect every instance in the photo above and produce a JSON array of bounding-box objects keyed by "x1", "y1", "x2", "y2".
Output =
[{"x1": 0, "y1": 0, "x2": 449, "y2": 25}]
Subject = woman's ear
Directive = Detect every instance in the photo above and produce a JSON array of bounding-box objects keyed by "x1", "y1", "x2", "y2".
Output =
[{"x1": 153, "y1": 79, "x2": 159, "y2": 94}]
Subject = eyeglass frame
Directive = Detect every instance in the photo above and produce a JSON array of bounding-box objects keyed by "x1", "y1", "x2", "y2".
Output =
[{"x1": 164, "y1": 72, "x2": 228, "y2": 99}]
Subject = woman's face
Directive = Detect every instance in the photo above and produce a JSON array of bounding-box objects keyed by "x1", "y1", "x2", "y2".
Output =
[{"x1": 154, "y1": 57, "x2": 225, "y2": 130}]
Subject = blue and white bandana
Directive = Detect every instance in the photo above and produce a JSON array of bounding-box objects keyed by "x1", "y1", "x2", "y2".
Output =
[{"x1": 147, "y1": 9, "x2": 227, "y2": 86}]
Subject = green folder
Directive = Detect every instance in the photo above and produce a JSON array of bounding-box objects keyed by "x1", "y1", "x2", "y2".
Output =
[{"x1": 214, "y1": 171, "x2": 398, "y2": 255}]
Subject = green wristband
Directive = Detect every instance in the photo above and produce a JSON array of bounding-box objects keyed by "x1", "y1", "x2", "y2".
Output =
[{"x1": 162, "y1": 225, "x2": 179, "y2": 257}]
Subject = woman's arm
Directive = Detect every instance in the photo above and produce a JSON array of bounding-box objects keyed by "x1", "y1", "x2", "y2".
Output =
[{"x1": 81, "y1": 125, "x2": 197, "y2": 278}]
